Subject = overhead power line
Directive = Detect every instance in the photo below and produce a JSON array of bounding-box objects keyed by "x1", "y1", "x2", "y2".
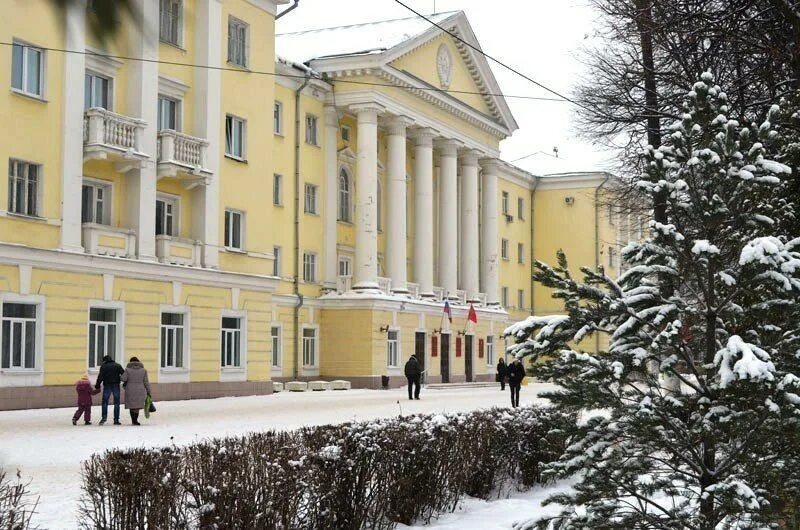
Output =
[{"x1": 0, "y1": 42, "x2": 569, "y2": 104}]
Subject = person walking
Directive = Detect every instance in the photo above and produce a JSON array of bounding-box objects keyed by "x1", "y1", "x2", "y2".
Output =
[
  {"x1": 122, "y1": 356, "x2": 152, "y2": 426},
  {"x1": 72, "y1": 374, "x2": 99, "y2": 425},
  {"x1": 95, "y1": 355, "x2": 124, "y2": 425},
  {"x1": 508, "y1": 357, "x2": 526, "y2": 408},
  {"x1": 496, "y1": 358, "x2": 508, "y2": 391},
  {"x1": 404, "y1": 354, "x2": 422, "y2": 401}
]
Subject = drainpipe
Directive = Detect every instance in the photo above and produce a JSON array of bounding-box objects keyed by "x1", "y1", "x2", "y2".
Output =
[
  {"x1": 293, "y1": 73, "x2": 311, "y2": 379},
  {"x1": 529, "y1": 176, "x2": 537, "y2": 316},
  {"x1": 275, "y1": 0, "x2": 300, "y2": 20},
  {"x1": 594, "y1": 173, "x2": 610, "y2": 354}
]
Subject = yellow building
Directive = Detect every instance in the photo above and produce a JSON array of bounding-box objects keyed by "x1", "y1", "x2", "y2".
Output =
[{"x1": 0, "y1": 2, "x2": 633, "y2": 409}]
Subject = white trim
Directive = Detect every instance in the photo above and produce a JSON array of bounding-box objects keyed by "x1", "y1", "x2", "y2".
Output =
[
  {"x1": 85, "y1": 47, "x2": 124, "y2": 78},
  {"x1": 158, "y1": 304, "x2": 191, "y2": 382},
  {"x1": 223, "y1": 208, "x2": 246, "y2": 251},
  {"x1": 535, "y1": 172, "x2": 614, "y2": 191},
  {"x1": 0, "y1": 293, "x2": 45, "y2": 387},
  {"x1": 301, "y1": 323, "x2": 320, "y2": 375},
  {"x1": 158, "y1": 75, "x2": 189, "y2": 99},
  {"x1": 224, "y1": 114, "x2": 247, "y2": 160},
  {"x1": 220, "y1": 308, "x2": 247, "y2": 381},
  {"x1": 11, "y1": 39, "x2": 46, "y2": 100},
  {"x1": 82, "y1": 176, "x2": 114, "y2": 225},
  {"x1": 244, "y1": 0, "x2": 288, "y2": 16},
  {"x1": 273, "y1": 100, "x2": 284, "y2": 135},
  {"x1": 86, "y1": 300, "x2": 125, "y2": 373},
  {"x1": 386, "y1": 327, "x2": 401, "y2": 374},
  {"x1": 270, "y1": 321, "x2": 282, "y2": 372},
  {"x1": 156, "y1": 192, "x2": 180, "y2": 237}
]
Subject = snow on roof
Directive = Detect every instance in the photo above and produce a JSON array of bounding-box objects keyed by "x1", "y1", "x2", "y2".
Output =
[{"x1": 275, "y1": 11, "x2": 459, "y2": 64}]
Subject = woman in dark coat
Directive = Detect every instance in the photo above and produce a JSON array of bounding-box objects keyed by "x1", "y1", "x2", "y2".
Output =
[
  {"x1": 496, "y1": 358, "x2": 508, "y2": 391},
  {"x1": 122, "y1": 356, "x2": 151, "y2": 426}
]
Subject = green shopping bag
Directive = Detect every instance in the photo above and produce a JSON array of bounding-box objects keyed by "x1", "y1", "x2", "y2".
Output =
[{"x1": 144, "y1": 394, "x2": 156, "y2": 419}]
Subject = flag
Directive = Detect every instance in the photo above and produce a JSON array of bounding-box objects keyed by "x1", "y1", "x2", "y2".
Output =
[
  {"x1": 443, "y1": 300, "x2": 452, "y2": 323},
  {"x1": 467, "y1": 303, "x2": 478, "y2": 324}
]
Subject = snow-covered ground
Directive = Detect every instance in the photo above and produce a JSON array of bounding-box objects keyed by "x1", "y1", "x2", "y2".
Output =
[{"x1": 0, "y1": 383, "x2": 557, "y2": 529}]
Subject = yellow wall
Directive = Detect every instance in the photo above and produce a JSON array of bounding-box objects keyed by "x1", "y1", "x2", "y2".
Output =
[{"x1": 498, "y1": 177, "x2": 533, "y2": 318}]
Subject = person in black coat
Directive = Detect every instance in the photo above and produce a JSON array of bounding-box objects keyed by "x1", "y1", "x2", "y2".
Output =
[
  {"x1": 496, "y1": 358, "x2": 508, "y2": 391},
  {"x1": 95, "y1": 355, "x2": 124, "y2": 425},
  {"x1": 404, "y1": 354, "x2": 422, "y2": 400},
  {"x1": 507, "y1": 357, "x2": 526, "y2": 408}
]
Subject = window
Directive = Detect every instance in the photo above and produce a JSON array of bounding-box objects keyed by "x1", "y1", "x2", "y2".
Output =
[
  {"x1": 338, "y1": 168, "x2": 351, "y2": 221},
  {"x1": 304, "y1": 183, "x2": 318, "y2": 214},
  {"x1": 302, "y1": 327, "x2": 317, "y2": 367},
  {"x1": 159, "y1": 0, "x2": 182, "y2": 46},
  {"x1": 305, "y1": 114, "x2": 318, "y2": 145},
  {"x1": 160, "y1": 312, "x2": 185, "y2": 369},
  {"x1": 84, "y1": 72, "x2": 110, "y2": 110},
  {"x1": 501, "y1": 239, "x2": 509, "y2": 260},
  {"x1": 608, "y1": 205, "x2": 616, "y2": 225},
  {"x1": 88, "y1": 307, "x2": 117, "y2": 369},
  {"x1": 271, "y1": 325, "x2": 281, "y2": 368},
  {"x1": 518, "y1": 197, "x2": 525, "y2": 220},
  {"x1": 387, "y1": 329, "x2": 399, "y2": 367},
  {"x1": 341, "y1": 125, "x2": 350, "y2": 143},
  {"x1": 157, "y1": 95, "x2": 180, "y2": 131},
  {"x1": 273, "y1": 101, "x2": 283, "y2": 134},
  {"x1": 501, "y1": 287, "x2": 509, "y2": 308},
  {"x1": 155, "y1": 195, "x2": 178, "y2": 236},
  {"x1": 227, "y1": 17, "x2": 248, "y2": 68},
  {"x1": 518, "y1": 243, "x2": 525, "y2": 264},
  {"x1": 1, "y1": 303, "x2": 37, "y2": 369},
  {"x1": 518, "y1": 289, "x2": 525, "y2": 310},
  {"x1": 501, "y1": 191, "x2": 509, "y2": 215},
  {"x1": 338, "y1": 256, "x2": 352, "y2": 277},
  {"x1": 11, "y1": 41, "x2": 43, "y2": 98},
  {"x1": 303, "y1": 252, "x2": 316, "y2": 283},
  {"x1": 225, "y1": 115, "x2": 246, "y2": 159},
  {"x1": 609, "y1": 246, "x2": 617, "y2": 268},
  {"x1": 220, "y1": 317, "x2": 241, "y2": 368},
  {"x1": 8, "y1": 160, "x2": 39, "y2": 217},
  {"x1": 273, "y1": 174, "x2": 282, "y2": 206},
  {"x1": 486, "y1": 335, "x2": 495, "y2": 366},
  {"x1": 224, "y1": 209, "x2": 244, "y2": 250},
  {"x1": 81, "y1": 180, "x2": 110, "y2": 224},
  {"x1": 272, "y1": 246, "x2": 281, "y2": 277}
]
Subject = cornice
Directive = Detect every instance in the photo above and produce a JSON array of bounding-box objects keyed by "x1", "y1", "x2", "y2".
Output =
[{"x1": 535, "y1": 172, "x2": 614, "y2": 190}]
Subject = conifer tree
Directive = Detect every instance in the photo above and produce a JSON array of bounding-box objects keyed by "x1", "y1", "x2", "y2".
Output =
[{"x1": 507, "y1": 74, "x2": 800, "y2": 529}]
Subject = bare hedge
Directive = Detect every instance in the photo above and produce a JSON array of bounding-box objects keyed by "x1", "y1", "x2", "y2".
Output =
[
  {"x1": 79, "y1": 406, "x2": 574, "y2": 529},
  {"x1": 0, "y1": 469, "x2": 38, "y2": 530}
]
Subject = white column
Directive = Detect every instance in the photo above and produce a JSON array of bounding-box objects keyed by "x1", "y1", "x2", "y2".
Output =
[
  {"x1": 460, "y1": 149, "x2": 481, "y2": 302},
  {"x1": 60, "y1": 0, "x2": 86, "y2": 253},
  {"x1": 127, "y1": 0, "x2": 159, "y2": 261},
  {"x1": 351, "y1": 103, "x2": 385, "y2": 291},
  {"x1": 323, "y1": 104, "x2": 339, "y2": 289},
  {"x1": 480, "y1": 159, "x2": 500, "y2": 305},
  {"x1": 192, "y1": 0, "x2": 222, "y2": 268},
  {"x1": 413, "y1": 128, "x2": 437, "y2": 297},
  {"x1": 436, "y1": 139, "x2": 460, "y2": 299},
  {"x1": 386, "y1": 115, "x2": 413, "y2": 294}
]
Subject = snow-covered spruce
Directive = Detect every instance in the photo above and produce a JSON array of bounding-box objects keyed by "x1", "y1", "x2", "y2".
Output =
[{"x1": 505, "y1": 74, "x2": 800, "y2": 530}]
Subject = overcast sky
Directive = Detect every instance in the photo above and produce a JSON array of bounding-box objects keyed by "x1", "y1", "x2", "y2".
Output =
[{"x1": 276, "y1": 0, "x2": 616, "y2": 176}]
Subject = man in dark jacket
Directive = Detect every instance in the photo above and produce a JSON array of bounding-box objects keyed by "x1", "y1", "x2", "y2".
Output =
[
  {"x1": 95, "y1": 355, "x2": 124, "y2": 425},
  {"x1": 404, "y1": 354, "x2": 422, "y2": 401},
  {"x1": 507, "y1": 357, "x2": 526, "y2": 408}
]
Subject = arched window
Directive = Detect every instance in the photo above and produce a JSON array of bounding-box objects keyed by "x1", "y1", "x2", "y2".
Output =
[
  {"x1": 377, "y1": 178, "x2": 383, "y2": 232},
  {"x1": 338, "y1": 167, "x2": 351, "y2": 222}
]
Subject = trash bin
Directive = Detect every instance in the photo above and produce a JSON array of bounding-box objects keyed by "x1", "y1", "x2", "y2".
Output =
[{"x1": 381, "y1": 375, "x2": 390, "y2": 389}]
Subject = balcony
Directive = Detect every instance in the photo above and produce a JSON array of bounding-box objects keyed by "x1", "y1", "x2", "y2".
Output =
[
  {"x1": 155, "y1": 236, "x2": 202, "y2": 267},
  {"x1": 157, "y1": 130, "x2": 212, "y2": 189},
  {"x1": 82, "y1": 223, "x2": 136, "y2": 258},
  {"x1": 83, "y1": 108, "x2": 148, "y2": 170}
]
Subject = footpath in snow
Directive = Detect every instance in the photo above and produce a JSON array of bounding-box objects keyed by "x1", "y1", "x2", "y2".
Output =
[{"x1": 0, "y1": 383, "x2": 556, "y2": 529}]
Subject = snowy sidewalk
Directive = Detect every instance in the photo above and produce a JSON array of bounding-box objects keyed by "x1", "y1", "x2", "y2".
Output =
[{"x1": 0, "y1": 384, "x2": 555, "y2": 529}]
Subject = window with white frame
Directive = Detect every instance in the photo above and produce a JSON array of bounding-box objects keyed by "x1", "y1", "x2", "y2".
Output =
[
  {"x1": 155, "y1": 195, "x2": 178, "y2": 236},
  {"x1": 88, "y1": 307, "x2": 118, "y2": 369},
  {"x1": 11, "y1": 41, "x2": 43, "y2": 98},
  {"x1": 518, "y1": 197, "x2": 525, "y2": 220},
  {"x1": 1, "y1": 303, "x2": 38, "y2": 369},
  {"x1": 518, "y1": 289, "x2": 525, "y2": 310},
  {"x1": 303, "y1": 252, "x2": 316, "y2": 283},
  {"x1": 159, "y1": 0, "x2": 182, "y2": 46},
  {"x1": 302, "y1": 327, "x2": 317, "y2": 367},
  {"x1": 609, "y1": 246, "x2": 617, "y2": 268},
  {"x1": 8, "y1": 159, "x2": 39, "y2": 217},
  {"x1": 304, "y1": 183, "x2": 318, "y2": 214},
  {"x1": 608, "y1": 205, "x2": 615, "y2": 225},
  {"x1": 157, "y1": 95, "x2": 180, "y2": 131},
  {"x1": 220, "y1": 316, "x2": 242, "y2": 368},
  {"x1": 160, "y1": 312, "x2": 185, "y2": 369},
  {"x1": 273, "y1": 174, "x2": 283, "y2": 206},
  {"x1": 271, "y1": 325, "x2": 281, "y2": 368},
  {"x1": 225, "y1": 115, "x2": 246, "y2": 159},
  {"x1": 227, "y1": 17, "x2": 248, "y2": 68},
  {"x1": 501, "y1": 191, "x2": 509, "y2": 215},
  {"x1": 272, "y1": 246, "x2": 281, "y2": 277},
  {"x1": 501, "y1": 287, "x2": 509, "y2": 308},
  {"x1": 518, "y1": 243, "x2": 525, "y2": 264},
  {"x1": 341, "y1": 125, "x2": 350, "y2": 143},
  {"x1": 501, "y1": 239, "x2": 509, "y2": 260},
  {"x1": 84, "y1": 72, "x2": 111, "y2": 110},
  {"x1": 486, "y1": 335, "x2": 495, "y2": 365},
  {"x1": 305, "y1": 114, "x2": 318, "y2": 146},
  {"x1": 338, "y1": 256, "x2": 352, "y2": 277},
  {"x1": 81, "y1": 180, "x2": 110, "y2": 224},
  {"x1": 224, "y1": 209, "x2": 244, "y2": 250},
  {"x1": 387, "y1": 329, "x2": 399, "y2": 367},
  {"x1": 338, "y1": 168, "x2": 351, "y2": 222},
  {"x1": 273, "y1": 101, "x2": 282, "y2": 134}
]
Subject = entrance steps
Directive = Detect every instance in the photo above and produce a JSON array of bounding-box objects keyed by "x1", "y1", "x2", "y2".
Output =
[{"x1": 425, "y1": 382, "x2": 498, "y2": 390}]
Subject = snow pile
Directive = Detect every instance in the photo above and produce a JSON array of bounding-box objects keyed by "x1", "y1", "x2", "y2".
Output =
[{"x1": 714, "y1": 335, "x2": 775, "y2": 388}]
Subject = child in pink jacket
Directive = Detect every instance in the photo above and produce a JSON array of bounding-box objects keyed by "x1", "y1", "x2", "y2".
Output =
[{"x1": 73, "y1": 374, "x2": 99, "y2": 425}]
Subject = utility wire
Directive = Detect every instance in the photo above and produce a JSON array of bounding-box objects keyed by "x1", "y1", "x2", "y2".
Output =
[
  {"x1": 389, "y1": 0, "x2": 589, "y2": 110},
  {"x1": 0, "y1": 41, "x2": 568, "y2": 103}
]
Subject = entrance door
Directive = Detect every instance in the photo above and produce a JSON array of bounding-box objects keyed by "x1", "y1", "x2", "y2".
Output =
[
  {"x1": 440, "y1": 333, "x2": 450, "y2": 383},
  {"x1": 465, "y1": 335, "x2": 474, "y2": 382},
  {"x1": 415, "y1": 332, "x2": 426, "y2": 384}
]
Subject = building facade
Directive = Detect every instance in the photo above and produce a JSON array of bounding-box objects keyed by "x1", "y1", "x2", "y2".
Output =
[{"x1": 0, "y1": 1, "x2": 637, "y2": 409}]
